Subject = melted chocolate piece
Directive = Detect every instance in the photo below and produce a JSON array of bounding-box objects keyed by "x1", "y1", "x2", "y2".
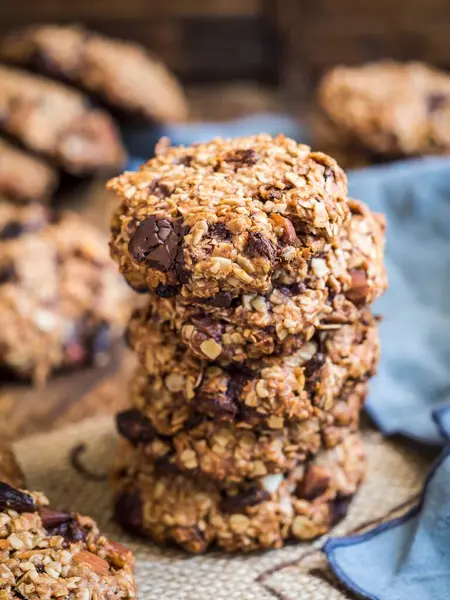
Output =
[
  {"x1": 208, "y1": 222, "x2": 232, "y2": 241},
  {"x1": 40, "y1": 507, "x2": 87, "y2": 542},
  {"x1": 0, "y1": 221, "x2": 23, "y2": 241},
  {"x1": 427, "y1": 93, "x2": 448, "y2": 113},
  {"x1": 115, "y1": 488, "x2": 143, "y2": 534},
  {"x1": 0, "y1": 483, "x2": 35, "y2": 513},
  {"x1": 224, "y1": 149, "x2": 261, "y2": 167},
  {"x1": 116, "y1": 410, "x2": 156, "y2": 445},
  {"x1": 128, "y1": 216, "x2": 183, "y2": 270},
  {"x1": 246, "y1": 231, "x2": 277, "y2": 263},
  {"x1": 147, "y1": 178, "x2": 172, "y2": 199},
  {"x1": 221, "y1": 487, "x2": 270, "y2": 513}
]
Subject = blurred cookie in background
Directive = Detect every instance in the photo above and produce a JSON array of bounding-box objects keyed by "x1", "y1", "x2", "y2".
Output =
[
  {"x1": 0, "y1": 443, "x2": 25, "y2": 487},
  {"x1": 0, "y1": 201, "x2": 131, "y2": 385},
  {"x1": 0, "y1": 65, "x2": 126, "y2": 176},
  {"x1": 1, "y1": 24, "x2": 189, "y2": 124},
  {"x1": 0, "y1": 138, "x2": 58, "y2": 204},
  {"x1": 317, "y1": 61, "x2": 450, "y2": 160}
]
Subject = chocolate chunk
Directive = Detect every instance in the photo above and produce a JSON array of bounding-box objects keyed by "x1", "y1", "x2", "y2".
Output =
[
  {"x1": 329, "y1": 494, "x2": 353, "y2": 526},
  {"x1": 155, "y1": 283, "x2": 181, "y2": 298},
  {"x1": 208, "y1": 222, "x2": 232, "y2": 241},
  {"x1": 259, "y1": 186, "x2": 283, "y2": 202},
  {"x1": 427, "y1": 93, "x2": 448, "y2": 112},
  {"x1": 115, "y1": 488, "x2": 143, "y2": 534},
  {"x1": 40, "y1": 507, "x2": 87, "y2": 542},
  {"x1": 128, "y1": 216, "x2": 184, "y2": 271},
  {"x1": 221, "y1": 487, "x2": 270, "y2": 513},
  {"x1": 0, "y1": 483, "x2": 35, "y2": 513},
  {"x1": 147, "y1": 178, "x2": 172, "y2": 198},
  {"x1": 0, "y1": 220, "x2": 23, "y2": 241},
  {"x1": 224, "y1": 148, "x2": 261, "y2": 167},
  {"x1": 64, "y1": 315, "x2": 111, "y2": 367},
  {"x1": 0, "y1": 263, "x2": 17, "y2": 285},
  {"x1": 190, "y1": 315, "x2": 223, "y2": 342},
  {"x1": 246, "y1": 231, "x2": 277, "y2": 263},
  {"x1": 116, "y1": 410, "x2": 156, "y2": 445},
  {"x1": 193, "y1": 292, "x2": 235, "y2": 309},
  {"x1": 176, "y1": 155, "x2": 193, "y2": 166},
  {"x1": 304, "y1": 352, "x2": 326, "y2": 379},
  {"x1": 196, "y1": 387, "x2": 239, "y2": 421}
]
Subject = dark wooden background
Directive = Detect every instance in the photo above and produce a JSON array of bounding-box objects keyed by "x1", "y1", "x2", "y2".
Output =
[{"x1": 1, "y1": 0, "x2": 450, "y2": 99}]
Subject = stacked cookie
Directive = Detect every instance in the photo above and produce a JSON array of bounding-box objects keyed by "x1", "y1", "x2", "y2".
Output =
[{"x1": 107, "y1": 134, "x2": 387, "y2": 553}]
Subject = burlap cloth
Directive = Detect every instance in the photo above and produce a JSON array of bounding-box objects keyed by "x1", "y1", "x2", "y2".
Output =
[{"x1": 10, "y1": 419, "x2": 433, "y2": 600}]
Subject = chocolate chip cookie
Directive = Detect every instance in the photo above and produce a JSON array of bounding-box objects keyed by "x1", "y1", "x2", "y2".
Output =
[
  {"x1": 0, "y1": 139, "x2": 58, "y2": 203},
  {"x1": 0, "y1": 65, "x2": 125, "y2": 175},
  {"x1": 130, "y1": 198, "x2": 386, "y2": 364},
  {"x1": 0, "y1": 482, "x2": 136, "y2": 597},
  {"x1": 318, "y1": 61, "x2": 450, "y2": 157},
  {"x1": 118, "y1": 380, "x2": 367, "y2": 483},
  {"x1": 126, "y1": 307, "x2": 379, "y2": 432},
  {"x1": 2, "y1": 24, "x2": 188, "y2": 124},
  {"x1": 0, "y1": 444, "x2": 25, "y2": 488},
  {"x1": 108, "y1": 134, "x2": 349, "y2": 299},
  {"x1": 0, "y1": 202, "x2": 130, "y2": 383},
  {"x1": 114, "y1": 433, "x2": 365, "y2": 552}
]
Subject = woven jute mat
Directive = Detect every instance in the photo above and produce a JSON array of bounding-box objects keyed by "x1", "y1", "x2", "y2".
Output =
[{"x1": 13, "y1": 419, "x2": 432, "y2": 600}]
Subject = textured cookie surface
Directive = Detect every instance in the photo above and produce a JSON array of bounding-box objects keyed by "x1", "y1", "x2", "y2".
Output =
[
  {"x1": 136, "y1": 198, "x2": 386, "y2": 364},
  {"x1": 118, "y1": 380, "x2": 367, "y2": 483},
  {"x1": 0, "y1": 139, "x2": 58, "y2": 203},
  {"x1": 319, "y1": 61, "x2": 450, "y2": 156},
  {"x1": 126, "y1": 307, "x2": 379, "y2": 432},
  {"x1": 1, "y1": 24, "x2": 188, "y2": 123},
  {"x1": 0, "y1": 483, "x2": 136, "y2": 598},
  {"x1": 109, "y1": 134, "x2": 349, "y2": 299},
  {"x1": 0, "y1": 202, "x2": 130, "y2": 383},
  {"x1": 114, "y1": 434, "x2": 366, "y2": 553},
  {"x1": 0, "y1": 65, "x2": 125, "y2": 174}
]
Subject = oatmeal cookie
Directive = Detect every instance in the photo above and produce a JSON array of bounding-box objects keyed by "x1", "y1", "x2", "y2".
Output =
[
  {"x1": 126, "y1": 308, "x2": 379, "y2": 431},
  {"x1": 0, "y1": 139, "x2": 58, "y2": 203},
  {"x1": 318, "y1": 61, "x2": 450, "y2": 157},
  {"x1": 0, "y1": 65, "x2": 125, "y2": 174},
  {"x1": 0, "y1": 202, "x2": 130, "y2": 383},
  {"x1": 0, "y1": 482, "x2": 136, "y2": 598},
  {"x1": 1, "y1": 24, "x2": 188, "y2": 124},
  {"x1": 0, "y1": 444, "x2": 25, "y2": 488},
  {"x1": 117, "y1": 380, "x2": 367, "y2": 483},
  {"x1": 133, "y1": 198, "x2": 386, "y2": 363},
  {"x1": 108, "y1": 134, "x2": 349, "y2": 299},
  {"x1": 114, "y1": 433, "x2": 366, "y2": 553}
]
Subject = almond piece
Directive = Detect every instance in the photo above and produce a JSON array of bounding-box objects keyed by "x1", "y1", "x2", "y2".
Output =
[
  {"x1": 73, "y1": 550, "x2": 109, "y2": 576},
  {"x1": 345, "y1": 269, "x2": 370, "y2": 304},
  {"x1": 271, "y1": 213, "x2": 297, "y2": 245}
]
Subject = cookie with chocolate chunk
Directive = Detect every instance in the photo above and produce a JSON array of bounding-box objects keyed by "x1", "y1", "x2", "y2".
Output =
[
  {"x1": 118, "y1": 380, "x2": 367, "y2": 483},
  {"x1": 0, "y1": 65, "x2": 125, "y2": 175},
  {"x1": 0, "y1": 444, "x2": 25, "y2": 488},
  {"x1": 133, "y1": 198, "x2": 386, "y2": 364},
  {"x1": 114, "y1": 433, "x2": 365, "y2": 553},
  {"x1": 126, "y1": 307, "x2": 379, "y2": 432},
  {"x1": 108, "y1": 134, "x2": 349, "y2": 299},
  {"x1": 0, "y1": 201, "x2": 130, "y2": 383},
  {"x1": 319, "y1": 61, "x2": 450, "y2": 157},
  {"x1": 0, "y1": 483, "x2": 136, "y2": 597},
  {"x1": 2, "y1": 24, "x2": 188, "y2": 123},
  {"x1": 0, "y1": 139, "x2": 58, "y2": 203}
]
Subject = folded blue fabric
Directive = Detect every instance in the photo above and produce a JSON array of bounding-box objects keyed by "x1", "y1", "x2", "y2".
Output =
[
  {"x1": 325, "y1": 406, "x2": 450, "y2": 600},
  {"x1": 325, "y1": 159, "x2": 450, "y2": 600}
]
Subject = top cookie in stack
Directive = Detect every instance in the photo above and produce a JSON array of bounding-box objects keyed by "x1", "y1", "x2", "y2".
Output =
[{"x1": 107, "y1": 134, "x2": 387, "y2": 553}]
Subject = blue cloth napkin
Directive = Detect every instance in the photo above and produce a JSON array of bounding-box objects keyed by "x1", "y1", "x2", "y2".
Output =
[{"x1": 125, "y1": 116, "x2": 450, "y2": 599}]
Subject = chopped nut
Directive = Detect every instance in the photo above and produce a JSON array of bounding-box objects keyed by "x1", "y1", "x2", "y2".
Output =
[
  {"x1": 229, "y1": 514, "x2": 250, "y2": 534},
  {"x1": 73, "y1": 550, "x2": 109, "y2": 576},
  {"x1": 200, "y1": 339, "x2": 222, "y2": 360}
]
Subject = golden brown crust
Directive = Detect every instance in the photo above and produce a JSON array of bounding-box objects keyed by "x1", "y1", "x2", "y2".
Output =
[
  {"x1": 108, "y1": 134, "x2": 349, "y2": 299},
  {"x1": 114, "y1": 434, "x2": 366, "y2": 553},
  {"x1": 1, "y1": 24, "x2": 188, "y2": 123}
]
